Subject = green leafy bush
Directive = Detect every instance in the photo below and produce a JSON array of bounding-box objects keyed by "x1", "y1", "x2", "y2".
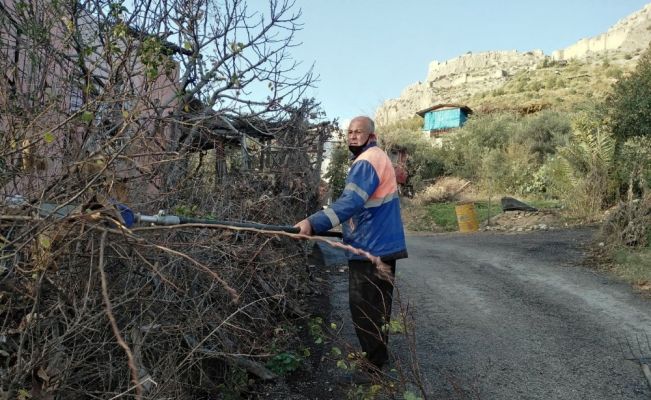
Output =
[
  {"x1": 481, "y1": 143, "x2": 538, "y2": 195},
  {"x1": 607, "y1": 43, "x2": 651, "y2": 143},
  {"x1": 379, "y1": 119, "x2": 445, "y2": 191},
  {"x1": 512, "y1": 110, "x2": 572, "y2": 162},
  {"x1": 435, "y1": 112, "x2": 518, "y2": 179},
  {"x1": 555, "y1": 111, "x2": 617, "y2": 218},
  {"x1": 323, "y1": 142, "x2": 349, "y2": 199},
  {"x1": 618, "y1": 136, "x2": 651, "y2": 190},
  {"x1": 434, "y1": 110, "x2": 571, "y2": 196},
  {"x1": 266, "y1": 352, "x2": 302, "y2": 375}
]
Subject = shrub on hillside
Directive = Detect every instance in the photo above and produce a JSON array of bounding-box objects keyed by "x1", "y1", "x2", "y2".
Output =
[
  {"x1": 481, "y1": 143, "x2": 539, "y2": 195},
  {"x1": 513, "y1": 110, "x2": 572, "y2": 162},
  {"x1": 436, "y1": 112, "x2": 519, "y2": 179},
  {"x1": 435, "y1": 110, "x2": 571, "y2": 196},
  {"x1": 555, "y1": 111, "x2": 618, "y2": 218},
  {"x1": 600, "y1": 195, "x2": 651, "y2": 248},
  {"x1": 617, "y1": 136, "x2": 651, "y2": 191},
  {"x1": 379, "y1": 120, "x2": 445, "y2": 191},
  {"x1": 607, "y1": 43, "x2": 651, "y2": 144},
  {"x1": 605, "y1": 66, "x2": 623, "y2": 79},
  {"x1": 535, "y1": 156, "x2": 573, "y2": 199}
]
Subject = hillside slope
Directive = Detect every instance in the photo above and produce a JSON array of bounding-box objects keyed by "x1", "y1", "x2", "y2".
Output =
[{"x1": 376, "y1": 3, "x2": 651, "y2": 125}]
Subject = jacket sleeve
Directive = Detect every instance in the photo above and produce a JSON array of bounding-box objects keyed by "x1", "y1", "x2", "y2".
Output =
[{"x1": 308, "y1": 160, "x2": 379, "y2": 233}]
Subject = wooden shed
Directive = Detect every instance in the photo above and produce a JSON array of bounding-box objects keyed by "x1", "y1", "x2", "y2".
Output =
[{"x1": 416, "y1": 104, "x2": 473, "y2": 137}]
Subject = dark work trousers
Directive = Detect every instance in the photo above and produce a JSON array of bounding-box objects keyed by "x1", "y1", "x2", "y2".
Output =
[{"x1": 348, "y1": 259, "x2": 396, "y2": 369}]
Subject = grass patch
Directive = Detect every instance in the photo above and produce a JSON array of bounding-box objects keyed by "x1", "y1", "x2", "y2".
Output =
[
  {"x1": 401, "y1": 199, "x2": 441, "y2": 231},
  {"x1": 526, "y1": 199, "x2": 562, "y2": 209},
  {"x1": 611, "y1": 247, "x2": 651, "y2": 286},
  {"x1": 427, "y1": 201, "x2": 502, "y2": 231},
  {"x1": 426, "y1": 203, "x2": 458, "y2": 231}
]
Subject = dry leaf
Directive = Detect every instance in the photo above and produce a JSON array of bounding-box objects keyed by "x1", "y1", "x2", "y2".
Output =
[{"x1": 36, "y1": 367, "x2": 49, "y2": 383}]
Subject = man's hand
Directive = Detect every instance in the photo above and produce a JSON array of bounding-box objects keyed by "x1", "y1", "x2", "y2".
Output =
[
  {"x1": 294, "y1": 219, "x2": 313, "y2": 236},
  {"x1": 375, "y1": 262, "x2": 394, "y2": 283}
]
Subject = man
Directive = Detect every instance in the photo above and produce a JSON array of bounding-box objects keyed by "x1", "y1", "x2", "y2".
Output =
[{"x1": 295, "y1": 116, "x2": 407, "y2": 375}]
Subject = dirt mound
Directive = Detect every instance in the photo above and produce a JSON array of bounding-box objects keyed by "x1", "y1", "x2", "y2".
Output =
[{"x1": 412, "y1": 178, "x2": 473, "y2": 205}]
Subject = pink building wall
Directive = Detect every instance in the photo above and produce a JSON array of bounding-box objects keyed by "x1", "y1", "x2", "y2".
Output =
[{"x1": 0, "y1": 0, "x2": 181, "y2": 206}]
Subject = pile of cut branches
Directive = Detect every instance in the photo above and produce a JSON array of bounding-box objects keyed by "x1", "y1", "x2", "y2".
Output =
[{"x1": 1, "y1": 148, "x2": 332, "y2": 399}]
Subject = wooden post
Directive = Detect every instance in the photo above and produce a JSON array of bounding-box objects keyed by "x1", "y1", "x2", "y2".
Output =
[
  {"x1": 259, "y1": 142, "x2": 266, "y2": 171},
  {"x1": 240, "y1": 133, "x2": 250, "y2": 171},
  {"x1": 214, "y1": 139, "x2": 226, "y2": 188}
]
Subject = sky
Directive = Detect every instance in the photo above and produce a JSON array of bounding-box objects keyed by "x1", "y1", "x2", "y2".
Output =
[{"x1": 291, "y1": 0, "x2": 651, "y2": 125}]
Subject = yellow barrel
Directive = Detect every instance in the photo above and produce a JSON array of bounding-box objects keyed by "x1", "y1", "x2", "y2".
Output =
[{"x1": 455, "y1": 202, "x2": 479, "y2": 232}]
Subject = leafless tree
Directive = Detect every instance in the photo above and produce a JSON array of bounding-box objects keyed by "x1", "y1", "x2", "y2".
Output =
[
  {"x1": 0, "y1": 0, "x2": 318, "y2": 203},
  {"x1": 0, "y1": 1, "x2": 337, "y2": 398}
]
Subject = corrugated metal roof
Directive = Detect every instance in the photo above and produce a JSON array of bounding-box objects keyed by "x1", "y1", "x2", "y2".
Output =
[{"x1": 415, "y1": 103, "x2": 473, "y2": 117}]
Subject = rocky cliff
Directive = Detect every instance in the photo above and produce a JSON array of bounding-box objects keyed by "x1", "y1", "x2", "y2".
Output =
[
  {"x1": 552, "y1": 4, "x2": 651, "y2": 60},
  {"x1": 376, "y1": 50, "x2": 545, "y2": 126},
  {"x1": 376, "y1": 3, "x2": 651, "y2": 125}
]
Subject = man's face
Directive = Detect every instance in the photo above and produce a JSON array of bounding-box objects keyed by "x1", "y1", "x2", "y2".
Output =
[{"x1": 347, "y1": 119, "x2": 372, "y2": 146}]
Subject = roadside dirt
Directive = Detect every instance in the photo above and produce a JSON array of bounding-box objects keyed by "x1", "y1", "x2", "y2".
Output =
[
  {"x1": 481, "y1": 209, "x2": 565, "y2": 232},
  {"x1": 254, "y1": 244, "x2": 349, "y2": 399},
  {"x1": 257, "y1": 241, "x2": 414, "y2": 400}
]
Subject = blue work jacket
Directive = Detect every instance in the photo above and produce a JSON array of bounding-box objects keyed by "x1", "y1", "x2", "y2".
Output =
[{"x1": 309, "y1": 143, "x2": 407, "y2": 260}]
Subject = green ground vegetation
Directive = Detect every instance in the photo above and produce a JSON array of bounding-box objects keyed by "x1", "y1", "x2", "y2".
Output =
[
  {"x1": 611, "y1": 247, "x2": 651, "y2": 287},
  {"x1": 425, "y1": 201, "x2": 503, "y2": 232},
  {"x1": 468, "y1": 54, "x2": 636, "y2": 112}
]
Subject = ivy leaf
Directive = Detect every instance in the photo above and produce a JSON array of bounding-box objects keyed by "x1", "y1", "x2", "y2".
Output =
[
  {"x1": 80, "y1": 111, "x2": 94, "y2": 122},
  {"x1": 113, "y1": 23, "x2": 127, "y2": 38},
  {"x1": 403, "y1": 391, "x2": 424, "y2": 400},
  {"x1": 17, "y1": 388, "x2": 31, "y2": 400},
  {"x1": 38, "y1": 234, "x2": 52, "y2": 250},
  {"x1": 63, "y1": 17, "x2": 74, "y2": 33},
  {"x1": 43, "y1": 132, "x2": 54, "y2": 143}
]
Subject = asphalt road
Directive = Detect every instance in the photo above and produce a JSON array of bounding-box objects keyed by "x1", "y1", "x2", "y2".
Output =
[{"x1": 386, "y1": 228, "x2": 651, "y2": 399}]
